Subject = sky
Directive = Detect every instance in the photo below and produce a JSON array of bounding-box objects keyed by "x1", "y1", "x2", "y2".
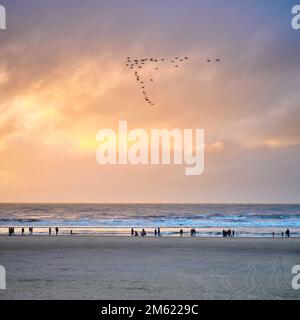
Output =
[{"x1": 0, "y1": 0, "x2": 300, "y2": 203}]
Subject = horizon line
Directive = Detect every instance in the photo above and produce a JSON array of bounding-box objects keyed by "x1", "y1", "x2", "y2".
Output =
[{"x1": 0, "y1": 202, "x2": 300, "y2": 205}]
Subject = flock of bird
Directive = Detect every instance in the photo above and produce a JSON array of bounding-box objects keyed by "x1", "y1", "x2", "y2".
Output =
[{"x1": 125, "y1": 56, "x2": 221, "y2": 106}]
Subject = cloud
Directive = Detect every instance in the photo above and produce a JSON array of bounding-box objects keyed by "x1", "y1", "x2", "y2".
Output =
[{"x1": 0, "y1": 0, "x2": 300, "y2": 202}]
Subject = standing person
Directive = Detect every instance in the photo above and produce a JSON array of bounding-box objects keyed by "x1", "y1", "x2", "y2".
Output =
[
  {"x1": 272, "y1": 232, "x2": 275, "y2": 237},
  {"x1": 131, "y1": 228, "x2": 134, "y2": 236},
  {"x1": 154, "y1": 229, "x2": 157, "y2": 237},
  {"x1": 232, "y1": 230, "x2": 235, "y2": 237},
  {"x1": 55, "y1": 227, "x2": 59, "y2": 236},
  {"x1": 286, "y1": 229, "x2": 290, "y2": 238},
  {"x1": 282, "y1": 232, "x2": 284, "y2": 237},
  {"x1": 22, "y1": 228, "x2": 25, "y2": 236},
  {"x1": 49, "y1": 228, "x2": 52, "y2": 235},
  {"x1": 180, "y1": 229, "x2": 183, "y2": 237},
  {"x1": 157, "y1": 227, "x2": 161, "y2": 237}
]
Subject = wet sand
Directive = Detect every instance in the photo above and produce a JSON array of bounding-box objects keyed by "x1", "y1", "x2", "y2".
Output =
[{"x1": 0, "y1": 236, "x2": 300, "y2": 299}]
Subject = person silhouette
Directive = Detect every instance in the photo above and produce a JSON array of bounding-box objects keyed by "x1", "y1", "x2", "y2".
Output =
[{"x1": 180, "y1": 229, "x2": 183, "y2": 237}]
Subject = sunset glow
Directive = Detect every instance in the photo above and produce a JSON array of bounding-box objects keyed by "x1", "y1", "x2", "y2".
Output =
[{"x1": 0, "y1": 0, "x2": 299, "y2": 202}]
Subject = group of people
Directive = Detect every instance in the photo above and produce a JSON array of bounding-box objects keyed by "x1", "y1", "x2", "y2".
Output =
[
  {"x1": 223, "y1": 229, "x2": 235, "y2": 237},
  {"x1": 154, "y1": 228, "x2": 161, "y2": 237},
  {"x1": 8, "y1": 227, "x2": 15, "y2": 236},
  {"x1": 132, "y1": 227, "x2": 233, "y2": 238},
  {"x1": 131, "y1": 228, "x2": 198, "y2": 237},
  {"x1": 131, "y1": 227, "x2": 161, "y2": 237},
  {"x1": 131, "y1": 228, "x2": 148, "y2": 237},
  {"x1": 48, "y1": 227, "x2": 59, "y2": 236},
  {"x1": 8, "y1": 227, "x2": 59, "y2": 236},
  {"x1": 190, "y1": 228, "x2": 197, "y2": 237},
  {"x1": 6, "y1": 227, "x2": 293, "y2": 238},
  {"x1": 272, "y1": 229, "x2": 290, "y2": 238}
]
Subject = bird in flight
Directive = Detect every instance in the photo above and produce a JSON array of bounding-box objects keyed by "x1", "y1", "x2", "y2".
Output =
[{"x1": 125, "y1": 56, "x2": 221, "y2": 106}]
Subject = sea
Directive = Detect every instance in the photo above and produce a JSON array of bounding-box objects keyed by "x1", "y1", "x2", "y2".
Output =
[{"x1": 0, "y1": 203, "x2": 299, "y2": 237}]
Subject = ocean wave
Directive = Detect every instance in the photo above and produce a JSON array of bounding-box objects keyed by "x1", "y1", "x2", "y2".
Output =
[
  {"x1": 0, "y1": 218, "x2": 41, "y2": 223},
  {"x1": 1, "y1": 203, "x2": 300, "y2": 228}
]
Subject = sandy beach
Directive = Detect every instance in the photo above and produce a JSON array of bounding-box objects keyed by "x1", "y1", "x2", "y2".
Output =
[{"x1": 0, "y1": 236, "x2": 300, "y2": 300}]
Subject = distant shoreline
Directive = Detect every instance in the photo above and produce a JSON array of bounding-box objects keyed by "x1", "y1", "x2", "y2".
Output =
[
  {"x1": 1, "y1": 203, "x2": 299, "y2": 237},
  {"x1": 0, "y1": 227, "x2": 297, "y2": 238}
]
